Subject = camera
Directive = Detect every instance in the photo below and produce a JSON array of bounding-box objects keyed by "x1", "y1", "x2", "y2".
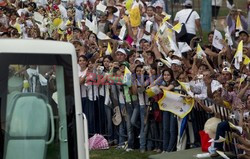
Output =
[{"x1": 158, "y1": 62, "x2": 163, "y2": 67}]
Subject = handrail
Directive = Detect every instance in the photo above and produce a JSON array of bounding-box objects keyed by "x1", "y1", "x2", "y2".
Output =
[{"x1": 46, "y1": 104, "x2": 55, "y2": 144}]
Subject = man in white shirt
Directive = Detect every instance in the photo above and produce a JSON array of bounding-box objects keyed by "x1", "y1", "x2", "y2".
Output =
[
  {"x1": 212, "y1": 0, "x2": 222, "y2": 18},
  {"x1": 174, "y1": 0, "x2": 202, "y2": 44}
]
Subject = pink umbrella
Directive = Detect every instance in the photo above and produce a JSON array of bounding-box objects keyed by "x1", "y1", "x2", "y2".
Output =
[{"x1": 89, "y1": 134, "x2": 109, "y2": 150}]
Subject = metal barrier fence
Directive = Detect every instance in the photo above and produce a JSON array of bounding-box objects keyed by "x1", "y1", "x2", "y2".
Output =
[
  {"x1": 14, "y1": 68, "x2": 240, "y2": 154},
  {"x1": 79, "y1": 75, "x2": 239, "y2": 154}
]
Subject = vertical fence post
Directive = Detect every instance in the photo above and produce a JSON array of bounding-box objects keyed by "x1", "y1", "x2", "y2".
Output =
[{"x1": 201, "y1": 0, "x2": 212, "y2": 32}]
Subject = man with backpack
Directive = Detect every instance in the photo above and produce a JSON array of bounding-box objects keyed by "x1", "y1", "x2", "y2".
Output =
[{"x1": 174, "y1": 0, "x2": 203, "y2": 44}]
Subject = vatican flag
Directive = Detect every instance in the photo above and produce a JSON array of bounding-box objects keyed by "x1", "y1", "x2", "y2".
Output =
[
  {"x1": 233, "y1": 40, "x2": 243, "y2": 69},
  {"x1": 160, "y1": 58, "x2": 172, "y2": 68},
  {"x1": 196, "y1": 43, "x2": 206, "y2": 59},
  {"x1": 172, "y1": 22, "x2": 182, "y2": 34},
  {"x1": 168, "y1": 35, "x2": 182, "y2": 58},
  {"x1": 123, "y1": 66, "x2": 132, "y2": 87},
  {"x1": 178, "y1": 81, "x2": 194, "y2": 97},
  {"x1": 145, "y1": 85, "x2": 161, "y2": 97},
  {"x1": 126, "y1": 0, "x2": 134, "y2": 10},
  {"x1": 162, "y1": 14, "x2": 171, "y2": 23},
  {"x1": 158, "y1": 90, "x2": 194, "y2": 118},
  {"x1": 129, "y1": 1, "x2": 141, "y2": 27},
  {"x1": 236, "y1": 15, "x2": 243, "y2": 31},
  {"x1": 105, "y1": 42, "x2": 112, "y2": 55}
]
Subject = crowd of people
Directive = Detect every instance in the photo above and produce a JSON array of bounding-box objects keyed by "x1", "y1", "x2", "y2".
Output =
[{"x1": 1, "y1": 0, "x2": 250, "y2": 157}]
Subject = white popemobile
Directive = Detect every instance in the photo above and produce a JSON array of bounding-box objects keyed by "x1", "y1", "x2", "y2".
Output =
[{"x1": 0, "y1": 39, "x2": 89, "y2": 159}]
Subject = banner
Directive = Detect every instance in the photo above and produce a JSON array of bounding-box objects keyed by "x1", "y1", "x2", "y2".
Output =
[{"x1": 158, "y1": 90, "x2": 194, "y2": 118}]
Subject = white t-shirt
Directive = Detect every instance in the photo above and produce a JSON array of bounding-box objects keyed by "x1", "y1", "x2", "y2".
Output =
[
  {"x1": 212, "y1": 0, "x2": 222, "y2": 7},
  {"x1": 174, "y1": 9, "x2": 200, "y2": 35}
]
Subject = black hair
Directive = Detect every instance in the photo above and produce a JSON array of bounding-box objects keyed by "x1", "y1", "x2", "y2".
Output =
[
  {"x1": 161, "y1": 68, "x2": 174, "y2": 83},
  {"x1": 127, "y1": 50, "x2": 135, "y2": 61},
  {"x1": 146, "y1": 51, "x2": 156, "y2": 60},
  {"x1": 208, "y1": 31, "x2": 214, "y2": 37},
  {"x1": 103, "y1": 55, "x2": 113, "y2": 63},
  {"x1": 134, "y1": 64, "x2": 145, "y2": 81},
  {"x1": 88, "y1": 32, "x2": 98, "y2": 42},
  {"x1": 78, "y1": 55, "x2": 88, "y2": 62}
]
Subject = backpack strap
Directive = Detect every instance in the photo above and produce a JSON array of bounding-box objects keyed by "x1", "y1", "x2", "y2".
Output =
[{"x1": 185, "y1": 10, "x2": 194, "y2": 24}]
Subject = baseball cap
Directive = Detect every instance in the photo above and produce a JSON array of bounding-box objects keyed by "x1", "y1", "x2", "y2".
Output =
[
  {"x1": 120, "y1": 61, "x2": 130, "y2": 68},
  {"x1": 134, "y1": 58, "x2": 145, "y2": 64},
  {"x1": 154, "y1": 1, "x2": 163, "y2": 8},
  {"x1": 116, "y1": 48, "x2": 126, "y2": 55},
  {"x1": 239, "y1": 30, "x2": 249, "y2": 37},
  {"x1": 171, "y1": 59, "x2": 182, "y2": 66},
  {"x1": 184, "y1": 0, "x2": 192, "y2": 6}
]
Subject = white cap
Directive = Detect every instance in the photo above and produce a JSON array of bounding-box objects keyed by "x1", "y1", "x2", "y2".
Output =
[
  {"x1": 171, "y1": 59, "x2": 182, "y2": 66},
  {"x1": 153, "y1": 1, "x2": 163, "y2": 8},
  {"x1": 134, "y1": 58, "x2": 145, "y2": 64},
  {"x1": 116, "y1": 48, "x2": 126, "y2": 55},
  {"x1": 184, "y1": 0, "x2": 192, "y2": 6}
]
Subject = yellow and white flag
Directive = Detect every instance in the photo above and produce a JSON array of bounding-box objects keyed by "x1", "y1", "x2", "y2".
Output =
[
  {"x1": 146, "y1": 85, "x2": 161, "y2": 97},
  {"x1": 158, "y1": 90, "x2": 194, "y2": 118},
  {"x1": 125, "y1": 0, "x2": 134, "y2": 10},
  {"x1": 172, "y1": 22, "x2": 182, "y2": 34},
  {"x1": 105, "y1": 42, "x2": 112, "y2": 55},
  {"x1": 178, "y1": 81, "x2": 194, "y2": 97},
  {"x1": 196, "y1": 43, "x2": 206, "y2": 59},
  {"x1": 160, "y1": 58, "x2": 172, "y2": 68},
  {"x1": 236, "y1": 15, "x2": 243, "y2": 31},
  {"x1": 168, "y1": 35, "x2": 182, "y2": 58},
  {"x1": 129, "y1": 1, "x2": 141, "y2": 27},
  {"x1": 123, "y1": 66, "x2": 132, "y2": 87},
  {"x1": 234, "y1": 40, "x2": 243, "y2": 69},
  {"x1": 162, "y1": 14, "x2": 171, "y2": 23}
]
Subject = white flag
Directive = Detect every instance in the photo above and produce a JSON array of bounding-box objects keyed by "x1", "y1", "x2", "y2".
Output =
[
  {"x1": 168, "y1": 36, "x2": 182, "y2": 58},
  {"x1": 118, "y1": 25, "x2": 127, "y2": 40},
  {"x1": 145, "y1": 20, "x2": 153, "y2": 33},
  {"x1": 178, "y1": 42, "x2": 192, "y2": 53},
  {"x1": 224, "y1": 26, "x2": 233, "y2": 46},
  {"x1": 96, "y1": 3, "x2": 107, "y2": 13},
  {"x1": 212, "y1": 29, "x2": 223, "y2": 50},
  {"x1": 97, "y1": 32, "x2": 111, "y2": 40}
]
